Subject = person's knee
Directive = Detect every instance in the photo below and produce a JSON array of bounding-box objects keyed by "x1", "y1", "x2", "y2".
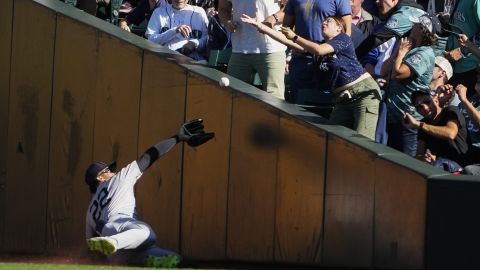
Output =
[
  {"x1": 135, "y1": 224, "x2": 157, "y2": 247},
  {"x1": 143, "y1": 231, "x2": 157, "y2": 246}
]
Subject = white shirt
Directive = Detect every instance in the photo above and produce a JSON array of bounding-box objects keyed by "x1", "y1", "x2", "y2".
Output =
[
  {"x1": 229, "y1": 0, "x2": 286, "y2": 54},
  {"x1": 85, "y1": 161, "x2": 142, "y2": 237},
  {"x1": 145, "y1": 4, "x2": 209, "y2": 60}
]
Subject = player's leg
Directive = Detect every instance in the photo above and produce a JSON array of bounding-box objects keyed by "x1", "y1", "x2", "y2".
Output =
[
  {"x1": 103, "y1": 218, "x2": 157, "y2": 250},
  {"x1": 88, "y1": 217, "x2": 156, "y2": 255}
]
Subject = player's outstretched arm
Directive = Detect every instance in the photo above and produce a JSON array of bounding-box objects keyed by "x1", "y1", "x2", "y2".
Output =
[
  {"x1": 136, "y1": 119, "x2": 214, "y2": 172},
  {"x1": 136, "y1": 137, "x2": 178, "y2": 172}
]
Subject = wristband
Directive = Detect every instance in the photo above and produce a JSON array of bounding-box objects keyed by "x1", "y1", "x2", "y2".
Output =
[
  {"x1": 292, "y1": 35, "x2": 298, "y2": 43},
  {"x1": 272, "y1": 13, "x2": 279, "y2": 23},
  {"x1": 419, "y1": 122, "x2": 424, "y2": 130}
]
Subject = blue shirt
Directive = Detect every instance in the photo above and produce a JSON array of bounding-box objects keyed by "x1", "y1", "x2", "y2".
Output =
[
  {"x1": 284, "y1": 0, "x2": 351, "y2": 43},
  {"x1": 315, "y1": 33, "x2": 365, "y2": 91},
  {"x1": 458, "y1": 96, "x2": 480, "y2": 149}
]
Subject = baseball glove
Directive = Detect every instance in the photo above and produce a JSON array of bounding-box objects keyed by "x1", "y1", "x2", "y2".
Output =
[{"x1": 177, "y1": 119, "x2": 215, "y2": 147}]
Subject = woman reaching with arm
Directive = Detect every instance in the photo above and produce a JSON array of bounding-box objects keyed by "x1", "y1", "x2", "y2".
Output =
[{"x1": 241, "y1": 14, "x2": 381, "y2": 140}]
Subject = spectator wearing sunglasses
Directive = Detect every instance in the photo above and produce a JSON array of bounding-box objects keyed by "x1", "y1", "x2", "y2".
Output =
[
  {"x1": 403, "y1": 90, "x2": 470, "y2": 172},
  {"x1": 261, "y1": 0, "x2": 352, "y2": 103}
]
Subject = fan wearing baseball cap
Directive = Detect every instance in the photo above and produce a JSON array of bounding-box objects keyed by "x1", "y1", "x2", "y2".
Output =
[
  {"x1": 430, "y1": 56, "x2": 457, "y2": 108},
  {"x1": 380, "y1": 14, "x2": 437, "y2": 157},
  {"x1": 432, "y1": 56, "x2": 453, "y2": 87}
]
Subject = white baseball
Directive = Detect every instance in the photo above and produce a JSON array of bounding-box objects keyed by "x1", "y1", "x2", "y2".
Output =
[{"x1": 219, "y1": 77, "x2": 230, "y2": 87}]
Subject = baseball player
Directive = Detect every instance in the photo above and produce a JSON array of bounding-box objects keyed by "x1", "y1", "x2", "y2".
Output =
[{"x1": 84, "y1": 119, "x2": 214, "y2": 268}]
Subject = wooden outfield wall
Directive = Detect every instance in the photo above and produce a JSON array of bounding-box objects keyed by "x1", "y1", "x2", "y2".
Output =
[{"x1": 1, "y1": 1, "x2": 480, "y2": 269}]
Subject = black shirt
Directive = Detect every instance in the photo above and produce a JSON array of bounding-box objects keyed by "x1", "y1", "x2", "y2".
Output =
[{"x1": 419, "y1": 106, "x2": 470, "y2": 166}]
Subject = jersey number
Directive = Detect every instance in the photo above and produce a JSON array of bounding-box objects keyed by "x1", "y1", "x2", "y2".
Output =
[{"x1": 89, "y1": 187, "x2": 111, "y2": 222}]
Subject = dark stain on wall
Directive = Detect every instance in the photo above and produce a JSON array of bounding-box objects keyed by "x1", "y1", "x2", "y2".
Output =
[
  {"x1": 17, "y1": 84, "x2": 39, "y2": 165},
  {"x1": 67, "y1": 120, "x2": 81, "y2": 174},
  {"x1": 63, "y1": 90, "x2": 82, "y2": 175}
]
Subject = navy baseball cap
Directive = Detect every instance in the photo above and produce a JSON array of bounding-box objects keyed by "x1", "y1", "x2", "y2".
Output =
[
  {"x1": 85, "y1": 161, "x2": 116, "y2": 193},
  {"x1": 410, "y1": 13, "x2": 442, "y2": 36}
]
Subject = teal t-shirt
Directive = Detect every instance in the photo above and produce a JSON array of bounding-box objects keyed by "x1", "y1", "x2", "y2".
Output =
[
  {"x1": 446, "y1": 0, "x2": 480, "y2": 73},
  {"x1": 386, "y1": 46, "x2": 435, "y2": 123},
  {"x1": 384, "y1": 6, "x2": 426, "y2": 37}
]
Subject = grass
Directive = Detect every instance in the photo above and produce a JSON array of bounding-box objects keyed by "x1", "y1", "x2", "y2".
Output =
[
  {"x1": 0, "y1": 263, "x2": 147, "y2": 270},
  {"x1": 0, "y1": 256, "x2": 346, "y2": 270}
]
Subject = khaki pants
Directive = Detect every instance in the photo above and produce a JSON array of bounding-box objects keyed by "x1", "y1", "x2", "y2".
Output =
[
  {"x1": 329, "y1": 76, "x2": 381, "y2": 140},
  {"x1": 227, "y1": 51, "x2": 286, "y2": 100}
]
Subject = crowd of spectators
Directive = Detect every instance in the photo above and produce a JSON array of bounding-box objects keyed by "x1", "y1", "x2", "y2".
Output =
[{"x1": 64, "y1": 0, "x2": 480, "y2": 176}]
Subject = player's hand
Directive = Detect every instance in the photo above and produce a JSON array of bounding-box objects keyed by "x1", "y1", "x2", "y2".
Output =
[
  {"x1": 177, "y1": 119, "x2": 215, "y2": 147},
  {"x1": 176, "y1": 25, "x2": 192, "y2": 38}
]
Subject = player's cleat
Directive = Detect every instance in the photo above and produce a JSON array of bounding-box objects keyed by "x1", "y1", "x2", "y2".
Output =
[
  {"x1": 145, "y1": 255, "x2": 180, "y2": 268},
  {"x1": 87, "y1": 237, "x2": 117, "y2": 256}
]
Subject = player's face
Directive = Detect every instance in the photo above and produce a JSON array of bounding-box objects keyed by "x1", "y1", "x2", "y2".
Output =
[
  {"x1": 172, "y1": 0, "x2": 187, "y2": 9},
  {"x1": 376, "y1": 0, "x2": 397, "y2": 16},
  {"x1": 97, "y1": 168, "x2": 115, "y2": 182}
]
